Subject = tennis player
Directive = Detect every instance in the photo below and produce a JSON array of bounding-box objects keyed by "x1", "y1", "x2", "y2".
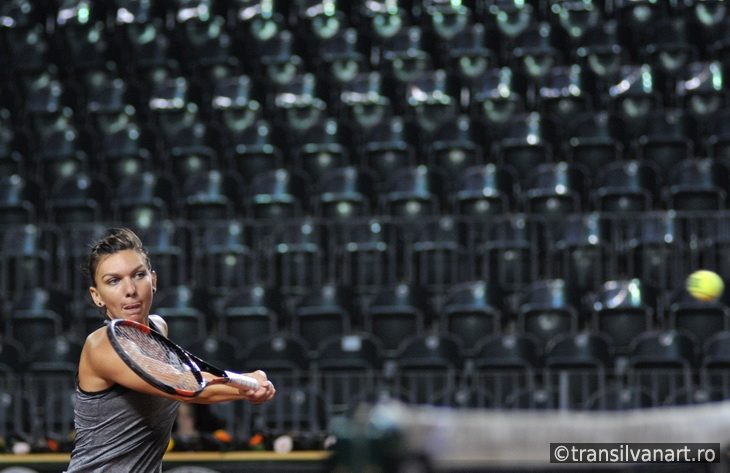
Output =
[{"x1": 65, "y1": 228, "x2": 275, "y2": 472}]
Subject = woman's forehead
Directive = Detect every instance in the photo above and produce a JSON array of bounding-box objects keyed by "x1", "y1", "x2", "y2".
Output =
[{"x1": 96, "y1": 249, "x2": 147, "y2": 274}]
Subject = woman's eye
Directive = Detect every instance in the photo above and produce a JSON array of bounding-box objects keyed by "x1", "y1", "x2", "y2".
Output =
[{"x1": 135, "y1": 272, "x2": 147, "y2": 279}]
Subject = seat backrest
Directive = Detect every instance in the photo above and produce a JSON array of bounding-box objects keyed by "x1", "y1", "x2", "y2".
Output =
[
  {"x1": 314, "y1": 166, "x2": 378, "y2": 219},
  {"x1": 382, "y1": 165, "x2": 448, "y2": 218},
  {"x1": 590, "y1": 278, "x2": 659, "y2": 354},
  {"x1": 452, "y1": 164, "x2": 518, "y2": 216}
]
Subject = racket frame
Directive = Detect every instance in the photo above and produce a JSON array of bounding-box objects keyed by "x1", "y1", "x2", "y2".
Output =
[{"x1": 107, "y1": 319, "x2": 258, "y2": 398}]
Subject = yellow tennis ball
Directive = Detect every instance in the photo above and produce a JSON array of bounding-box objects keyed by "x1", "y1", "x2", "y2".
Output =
[{"x1": 686, "y1": 270, "x2": 724, "y2": 302}]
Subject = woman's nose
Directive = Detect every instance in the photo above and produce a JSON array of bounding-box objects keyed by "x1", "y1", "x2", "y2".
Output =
[{"x1": 122, "y1": 278, "x2": 138, "y2": 296}]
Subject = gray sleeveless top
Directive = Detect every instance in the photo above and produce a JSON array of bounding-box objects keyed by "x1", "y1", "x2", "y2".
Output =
[
  {"x1": 65, "y1": 321, "x2": 180, "y2": 472},
  {"x1": 65, "y1": 384, "x2": 180, "y2": 472}
]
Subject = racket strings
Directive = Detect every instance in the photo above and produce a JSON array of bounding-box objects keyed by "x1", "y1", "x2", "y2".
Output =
[{"x1": 114, "y1": 326, "x2": 201, "y2": 392}]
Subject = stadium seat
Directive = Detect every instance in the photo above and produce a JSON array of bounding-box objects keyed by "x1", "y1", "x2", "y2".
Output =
[
  {"x1": 218, "y1": 283, "x2": 285, "y2": 346},
  {"x1": 180, "y1": 169, "x2": 245, "y2": 222},
  {"x1": 314, "y1": 166, "x2": 378, "y2": 219},
  {"x1": 364, "y1": 282, "x2": 435, "y2": 355},
  {"x1": 469, "y1": 66, "x2": 526, "y2": 133},
  {"x1": 271, "y1": 72, "x2": 328, "y2": 134},
  {"x1": 563, "y1": 110, "x2": 628, "y2": 177},
  {"x1": 24, "y1": 334, "x2": 83, "y2": 441},
  {"x1": 338, "y1": 71, "x2": 394, "y2": 134},
  {"x1": 380, "y1": 26, "x2": 433, "y2": 86},
  {"x1": 0, "y1": 174, "x2": 42, "y2": 226},
  {"x1": 516, "y1": 278, "x2": 583, "y2": 349},
  {"x1": 618, "y1": 212, "x2": 687, "y2": 290},
  {"x1": 315, "y1": 28, "x2": 368, "y2": 99},
  {"x1": 247, "y1": 168, "x2": 311, "y2": 219},
  {"x1": 470, "y1": 332, "x2": 542, "y2": 409},
  {"x1": 329, "y1": 217, "x2": 398, "y2": 297},
  {"x1": 116, "y1": 18, "x2": 182, "y2": 96},
  {"x1": 291, "y1": 116, "x2": 352, "y2": 184},
  {"x1": 699, "y1": 331, "x2": 730, "y2": 400},
  {"x1": 0, "y1": 225, "x2": 60, "y2": 299},
  {"x1": 256, "y1": 29, "x2": 306, "y2": 91},
  {"x1": 391, "y1": 333, "x2": 466, "y2": 406},
  {"x1": 247, "y1": 386, "x2": 330, "y2": 445},
  {"x1": 405, "y1": 68, "x2": 459, "y2": 133},
  {"x1": 7, "y1": 287, "x2": 71, "y2": 350},
  {"x1": 239, "y1": 333, "x2": 313, "y2": 391},
  {"x1": 665, "y1": 157, "x2": 730, "y2": 211},
  {"x1": 521, "y1": 161, "x2": 589, "y2": 216},
  {"x1": 510, "y1": 21, "x2": 565, "y2": 88},
  {"x1": 472, "y1": 214, "x2": 543, "y2": 292},
  {"x1": 56, "y1": 223, "x2": 111, "y2": 295},
  {"x1": 112, "y1": 171, "x2": 178, "y2": 228},
  {"x1": 292, "y1": 283, "x2": 358, "y2": 351},
  {"x1": 358, "y1": 115, "x2": 417, "y2": 182},
  {"x1": 451, "y1": 163, "x2": 518, "y2": 217},
  {"x1": 626, "y1": 330, "x2": 698, "y2": 407},
  {"x1": 164, "y1": 132, "x2": 221, "y2": 186},
  {"x1": 46, "y1": 173, "x2": 112, "y2": 226},
  {"x1": 33, "y1": 124, "x2": 92, "y2": 188},
  {"x1": 359, "y1": 0, "x2": 409, "y2": 43},
  {"x1": 633, "y1": 108, "x2": 695, "y2": 178},
  {"x1": 191, "y1": 220, "x2": 256, "y2": 296},
  {"x1": 423, "y1": 0, "x2": 472, "y2": 42},
  {"x1": 551, "y1": 213, "x2": 613, "y2": 292},
  {"x1": 640, "y1": 17, "x2": 697, "y2": 95},
  {"x1": 535, "y1": 64, "x2": 592, "y2": 124},
  {"x1": 185, "y1": 336, "x2": 244, "y2": 374},
  {"x1": 172, "y1": 13, "x2": 241, "y2": 84},
  {"x1": 676, "y1": 61, "x2": 727, "y2": 120},
  {"x1": 667, "y1": 283, "x2": 730, "y2": 348},
  {"x1": 398, "y1": 216, "x2": 465, "y2": 294},
  {"x1": 495, "y1": 111, "x2": 557, "y2": 179},
  {"x1": 440, "y1": 280, "x2": 504, "y2": 355},
  {"x1": 152, "y1": 285, "x2": 214, "y2": 348},
  {"x1": 134, "y1": 220, "x2": 189, "y2": 288},
  {"x1": 313, "y1": 333, "x2": 385, "y2": 415},
  {"x1": 147, "y1": 76, "x2": 202, "y2": 143},
  {"x1": 590, "y1": 278, "x2": 660, "y2": 356},
  {"x1": 550, "y1": 0, "x2": 603, "y2": 44},
  {"x1": 426, "y1": 115, "x2": 483, "y2": 183},
  {"x1": 606, "y1": 64, "x2": 663, "y2": 134},
  {"x1": 441, "y1": 23, "x2": 496, "y2": 86},
  {"x1": 224, "y1": 120, "x2": 285, "y2": 183},
  {"x1": 381, "y1": 165, "x2": 448, "y2": 218},
  {"x1": 259, "y1": 218, "x2": 324, "y2": 297},
  {"x1": 592, "y1": 159, "x2": 661, "y2": 212},
  {"x1": 543, "y1": 332, "x2": 614, "y2": 410},
  {"x1": 97, "y1": 123, "x2": 156, "y2": 187}
]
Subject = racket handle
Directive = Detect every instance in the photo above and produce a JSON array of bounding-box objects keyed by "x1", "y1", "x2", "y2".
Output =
[{"x1": 225, "y1": 371, "x2": 261, "y2": 390}]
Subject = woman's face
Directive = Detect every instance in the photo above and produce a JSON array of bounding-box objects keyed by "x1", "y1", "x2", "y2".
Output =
[{"x1": 89, "y1": 249, "x2": 157, "y2": 324}]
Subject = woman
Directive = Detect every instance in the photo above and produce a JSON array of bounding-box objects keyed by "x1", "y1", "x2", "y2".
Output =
[{"x1": 65, "y1": 228, "x2": 275, "y2": 472}]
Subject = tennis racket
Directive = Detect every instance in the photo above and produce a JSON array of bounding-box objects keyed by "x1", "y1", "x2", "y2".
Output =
[{"x1": 107, "y1": 319, "x2": 260, "y2": 398}]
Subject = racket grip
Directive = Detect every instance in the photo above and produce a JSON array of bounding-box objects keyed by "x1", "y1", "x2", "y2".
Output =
[{"x1": 225, "y1": 371, "x2": 261, "y2": 390}]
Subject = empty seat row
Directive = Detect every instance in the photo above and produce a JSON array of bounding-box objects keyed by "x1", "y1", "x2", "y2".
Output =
[
  {"x1": 3, "y1": 158, "x2": 730, "y2": 232},
  {"x1": 1, "y1": 210, "x2": 728, "y2": 302},
  {"x1": 2, "y1": 271, "x2": 729, "y2": 361}
]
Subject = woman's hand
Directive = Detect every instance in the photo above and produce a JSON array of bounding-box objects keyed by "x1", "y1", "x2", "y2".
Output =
[{"x1": 240, "y1": 370, "x2": 276, "y2": 404}]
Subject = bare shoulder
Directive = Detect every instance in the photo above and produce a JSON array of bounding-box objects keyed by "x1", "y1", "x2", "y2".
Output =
[{"x1": 149, "y1": 314, "x2": 168, "y2": 336}]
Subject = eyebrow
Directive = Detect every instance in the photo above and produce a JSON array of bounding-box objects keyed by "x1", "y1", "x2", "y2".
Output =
[{"x1": 101, "y1": 264, "x2": 147, "y2": 280}]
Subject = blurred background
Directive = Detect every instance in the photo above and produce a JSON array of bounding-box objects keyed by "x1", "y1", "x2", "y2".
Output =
[{"x1": 2, "y1": 0, "x2": 730, "y2": 463}]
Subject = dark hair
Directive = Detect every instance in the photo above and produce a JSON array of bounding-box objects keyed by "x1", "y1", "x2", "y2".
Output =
[{"x1": 83, "y1": 228, "x2": 151, "y2": 287}]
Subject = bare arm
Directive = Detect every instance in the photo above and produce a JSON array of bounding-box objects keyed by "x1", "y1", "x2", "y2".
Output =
[{"x1": 78, "y1": 326, "x2": 275, "y2": 404}]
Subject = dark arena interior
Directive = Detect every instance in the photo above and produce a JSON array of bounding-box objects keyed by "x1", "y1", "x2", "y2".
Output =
[{"x1": 3, "y1": 0, "x2": 730, "y2": 472}]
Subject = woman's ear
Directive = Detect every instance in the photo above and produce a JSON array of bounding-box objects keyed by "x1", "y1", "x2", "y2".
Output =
[
  {"x1": 151, "y1": 270, "x2": 157, "y2": 293},
  {"x1": 89, "y1": 286, "x2": 103, "y2": 307}
]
